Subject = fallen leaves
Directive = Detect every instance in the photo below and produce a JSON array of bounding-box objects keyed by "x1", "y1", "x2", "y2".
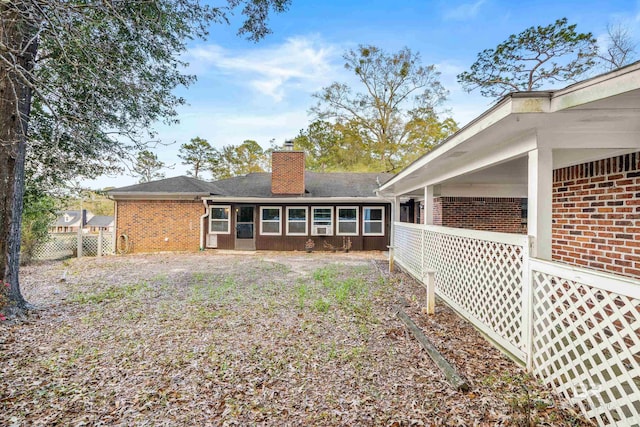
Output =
[{"x1": 0, "y1": 252, "x2": 589, "y2": 426}]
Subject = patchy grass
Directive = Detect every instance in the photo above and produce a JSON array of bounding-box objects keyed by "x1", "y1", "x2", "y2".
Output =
[{"x1": 1, "y1": 252, "x2": 588, "y2": 426}]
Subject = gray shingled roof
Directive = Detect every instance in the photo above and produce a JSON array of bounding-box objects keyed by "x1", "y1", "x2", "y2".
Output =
[
  {"x1": 109, "y1": 172, "x2": 394, "y2": 198},
  {"x1": 86, "y1": 215, "x2": 114, "y2": 227},
  {"x1": 109, "y1": 176, "x2": 223, "y2": 195},
  {"x1": 53, "y1": 210, "x2": 84, "y2": 226},
  {"x1": 211, "y1": 172, "x2": 394, "y2": 197}
]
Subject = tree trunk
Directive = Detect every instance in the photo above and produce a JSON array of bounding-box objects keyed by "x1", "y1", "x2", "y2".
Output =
[{"x1": 0, "y1": 6, "x2": 38, "y2": 313}]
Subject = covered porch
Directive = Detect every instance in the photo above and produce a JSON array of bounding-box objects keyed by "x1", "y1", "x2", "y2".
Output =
[{"x1": 379, "y1": 63, "x2": 640, "y2": 426}]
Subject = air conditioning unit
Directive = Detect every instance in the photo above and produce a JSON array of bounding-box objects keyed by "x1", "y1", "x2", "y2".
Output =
[
  {"x1": 313, "y1": 225, "x2": 330, "y2": 236},
  {"x1": 206, "y1": 234, "x2": 218, "y2": 248}
]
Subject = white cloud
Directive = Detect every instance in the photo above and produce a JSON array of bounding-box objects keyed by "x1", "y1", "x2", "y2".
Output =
[
  {"x1": 435, "y1": 61, "x2": 466, "y2": 89},
  {"x1": 443, "y1": 0, "x2": 487, "y2": 21},
  {"x1": 186, "y1": 36, "x2": 339, "y2": 101}
]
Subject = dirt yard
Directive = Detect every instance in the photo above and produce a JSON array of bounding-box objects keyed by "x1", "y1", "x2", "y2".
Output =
[{"x1": 0, "y1": 251, "x2": 587, "y2": 426}]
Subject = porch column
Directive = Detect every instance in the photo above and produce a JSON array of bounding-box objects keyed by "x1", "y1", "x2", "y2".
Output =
[
  {"x1": 424, "y1": 186, "x2": 434, "y2": 225},
  {"x1": 391, "y1": 196, "x2": 401, "y2": 246},
  {"x1": 527, "y1": 148, "x2": 553, "y2": 260}
]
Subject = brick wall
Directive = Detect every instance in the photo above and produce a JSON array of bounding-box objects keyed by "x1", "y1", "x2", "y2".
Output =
[
  {"x1": 433, "y1": 198, "x2": 442, "y2": 226},
  {"x1": 116, "y1": 200, "x2": 204, "y2": 253},
  {"x1": 552, "y1": 152, "x2": 640, "y2": 279},
  {"x1": 434, "y1": 197, "x2": 526, "y2": 234},
  {"x1": 272, "y1": 151, "x2": 305, "y2": 195}
]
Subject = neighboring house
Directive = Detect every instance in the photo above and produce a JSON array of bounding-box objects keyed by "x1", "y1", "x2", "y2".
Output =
[
  {"x1": 85, "y1": 215, "x2": 114, "y2": 233},
  {"x1": 379, "y1": 62, "x2": 640, "y2": 425},
  {"x1": 50, "y1": 210, "x2": 93, "y2": 233},
  {"x1": 109, "y1": 148, "x2": 393, "y2": 253}
]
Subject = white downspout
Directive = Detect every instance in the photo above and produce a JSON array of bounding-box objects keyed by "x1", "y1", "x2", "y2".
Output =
[{"x1": 200, "y1": 199, "x2": 209, "y2": 250}]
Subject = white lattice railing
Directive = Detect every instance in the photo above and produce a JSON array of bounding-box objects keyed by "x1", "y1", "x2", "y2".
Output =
[
  {"x1": 393, "y1": 221, "x2": 640, "y2": 426},
  {"x1": 31, "y1": 232, "x2": 115, "y2": 261},
  {"x1": 393, "y1": 222, "x2": 530, "y2": 361},
  {"x1": 394, "y1": 222, "x2": 424, "y2": 279},
  {"x1": 530, "y1": 259, "x2": 640, "y2": 427}
]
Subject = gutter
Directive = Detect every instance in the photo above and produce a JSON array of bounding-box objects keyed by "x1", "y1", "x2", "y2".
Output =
[{"x1": 202, "y1": 196, "x2": 390, "y2": 203}]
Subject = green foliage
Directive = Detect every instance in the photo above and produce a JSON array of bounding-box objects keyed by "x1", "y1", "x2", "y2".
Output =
[
  {"x1": 178, "y1": 137, "x2": 214, "y2": 179},
  {"x1": 310, "y1": 45, "x2": 456, "y2": 172},
  {"x1": 312, "y1": 265, "x2": 340, "y2": 285},
  {"x1": 71, "y1": 281, "x2": 151, "y2": 305},
  {"x1": 1, "y1": 0, "x2": 291, "y2": 307},
  {"x1": 63, "y1": 191, "x2": 114, "y2": 216},
  {"x1": 457, "y1": 18, "x2": 598, "y2": 99},
  {"x1": 313, "y1": 298, "x2": 331, "y2": 313},
  {"x1": 294, "y1": 283, "x2": 309, "y2": 309},
  {"x1": 294, "y1": 120, "x2": 375, "y2": 172},
  {"x1": 7, "y1": 1, "x2": 292, "y2": 190},
  {"x1": 20, "y1": 190, "x2": 58, "y2": 266},
  {"x1": 0, "y1": 281, "x2": 9, "y2": 321},
  {"x1": 210, "y1": 140, "x2": 269, "y2": 179},
  {"x1": 131, "y1": 150, "x2": 167, "y2": 183}
]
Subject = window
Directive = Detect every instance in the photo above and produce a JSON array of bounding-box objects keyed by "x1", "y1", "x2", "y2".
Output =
[
  {"x1": 260, "y1": 207, "x2": 282, "y2": 235},
  {"x1": 286, "y1": 207, "x2": 308, "y2": 236},
  {"x1": 209, "y1": 205, "x2": 230, "y2": 234},
  {"x1": 311, "y1": 207, "x2": 333, "y2": 236},
  {"x1": 363, "y1": 206, "x2": 384, "y2": 236},
  {"x1": 337, "y1": 207, "x2": 358, "y2": 236}
]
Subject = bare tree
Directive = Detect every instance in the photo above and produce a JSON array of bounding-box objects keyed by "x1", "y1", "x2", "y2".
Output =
[{"x1": 597, "y1": 23, "x2": 638, "y2": 71}]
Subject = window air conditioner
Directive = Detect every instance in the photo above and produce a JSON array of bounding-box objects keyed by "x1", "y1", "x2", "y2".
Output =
[{"x1": 313, "y1": 225, "x2": 330, "y2": 235}]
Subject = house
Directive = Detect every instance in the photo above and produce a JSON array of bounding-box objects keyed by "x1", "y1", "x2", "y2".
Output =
[
  {"x1": 50, "y1": 210, "x2": 92, "y2": 233},
  {"x1": 378, "y1": 62, "x2": 640, "y2": 425},
  {"x1": 85, "y1": 215, "x2": 114, "y2": 233},
  {"x1": 108, "y1": 148, "x2": 393, "y2": 253}
]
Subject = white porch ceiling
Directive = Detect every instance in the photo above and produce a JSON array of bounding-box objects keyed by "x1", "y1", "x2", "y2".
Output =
[{"x1": 381, "y1": 68, "x2": 640, "y2": 198}]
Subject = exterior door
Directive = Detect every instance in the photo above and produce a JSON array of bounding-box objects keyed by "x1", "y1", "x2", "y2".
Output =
[{"x1": 235, "y1": 205, "x2": 256, "y2": 250}]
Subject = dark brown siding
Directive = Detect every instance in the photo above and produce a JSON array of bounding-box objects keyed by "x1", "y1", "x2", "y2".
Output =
[{"x1": 205, "y1": 202, "x2": 390, "y2": 251}]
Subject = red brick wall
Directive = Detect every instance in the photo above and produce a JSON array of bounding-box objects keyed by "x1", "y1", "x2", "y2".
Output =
[
  {"x1": 552, "y1": 152, "x2": 640, "y2": 279},
  {"x1": 116, "y1": 200, "x2": 204, "y2": 253},
  {"x1": 434, "y1": 197, "x2": 526, "y2": 233},
  {"x1": 433, "y1": 198, "x2": 442, "y2": 226},
  {"x1": 272, "y1": 151, "x2": 305, "y2": 195}
]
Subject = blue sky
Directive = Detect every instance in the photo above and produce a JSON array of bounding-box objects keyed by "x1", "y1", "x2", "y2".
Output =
[{"x1": 87, "y1": 0, "x2": 640, "y2": 189}]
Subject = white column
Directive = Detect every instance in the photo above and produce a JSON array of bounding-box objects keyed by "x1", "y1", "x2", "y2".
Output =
[
  {"x1": 527, "y1": 148, "x2": 553, "y2": 260},
  {"x1": 97, "y1": 228, "x2": 103, "y2": 257},
  {"x1": 390, "y1": 196, "x2": 401, "y2": 246},
  {"x1": 424, "y1": 186, "x2": 434, "y2": 225}
]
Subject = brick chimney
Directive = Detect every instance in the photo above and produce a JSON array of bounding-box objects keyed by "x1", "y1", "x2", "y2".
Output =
[{"x1": 271, "y1": 143, "x2": 305, "y2": 195}]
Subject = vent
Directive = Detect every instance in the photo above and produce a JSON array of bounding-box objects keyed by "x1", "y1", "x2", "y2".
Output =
[
  {"x1": 206, "y1": 234, "x2": 218, "y2": 248},
  {"x1": 313, "y1": 225, "x2": 330, "y2": 236}
]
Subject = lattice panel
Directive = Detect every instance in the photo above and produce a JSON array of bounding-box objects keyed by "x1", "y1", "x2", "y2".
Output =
[
  {"x1": 32, "y1": 234, "x2": 77, "y2": 261},
  {"x1": 102, "y1": 233, "x2": 115, "y2": 255},
  {"x1": 394, "y1": 225, "x2": 423, "y2": 279},
  {"x1": 423, "y1": 230, "x2": 525, "y2": 354},
  {"x1": 82, "y1": 234, "x2": 114, "y2": 256},
  {"x1": 32, "y1": 233, "x2": 115, "y2": 261},
  {"x1": 531, "y1": 271, "x2": 640, "y2": 426}
]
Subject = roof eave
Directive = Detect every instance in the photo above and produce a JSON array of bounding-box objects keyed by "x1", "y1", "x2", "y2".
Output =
[
  {"x1": 379, "y1": 61, "x2": 640, "y2": 195},
  {"x1": 109, "y1": 192, "x2": 210, "y2": 200},
  {"x1": 202, "y1": 196, "x2": 390, "y2": 203}
]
